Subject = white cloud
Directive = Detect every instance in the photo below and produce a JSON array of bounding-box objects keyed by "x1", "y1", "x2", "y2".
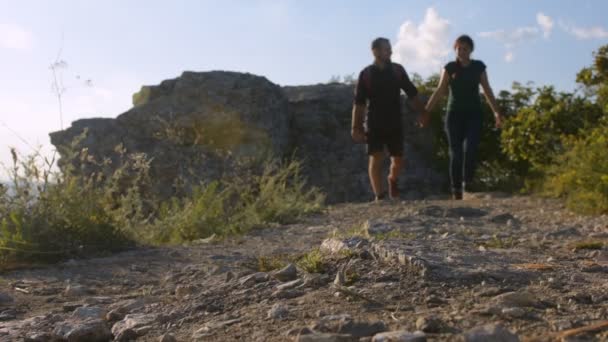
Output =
[
  {"x1": 0, "y1": 24, "x2": 33, "y2": 50},
  {"x1": 392, "y1": 7, "x2": 451, "y2": 75},
  {"x1": 536, "y1": 13, "x2": 554, "y2": 38},
  {"x1": 562, "y1": 23, "x2": 608, "y2": 40},
  {"x1": 504, "y1": 51, "x2": 514, "y2": 63},
  {"x1": 478, "y1": 26, "x2": 540, "y2": 48}
]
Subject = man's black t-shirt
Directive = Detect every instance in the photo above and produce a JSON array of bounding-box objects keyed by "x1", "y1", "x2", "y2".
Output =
[{"x1": 354, "y1": 62, "x2": 418, "y2": 133}]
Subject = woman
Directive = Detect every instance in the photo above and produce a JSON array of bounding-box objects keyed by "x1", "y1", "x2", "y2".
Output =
[{"x1": 425, "y1": 35, "x2": 504, "y2": 200}]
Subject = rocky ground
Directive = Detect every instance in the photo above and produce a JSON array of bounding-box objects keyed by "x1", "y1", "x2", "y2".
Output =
[{"x1": 0, "y1": 194, "x2": 607, "y2": 341}]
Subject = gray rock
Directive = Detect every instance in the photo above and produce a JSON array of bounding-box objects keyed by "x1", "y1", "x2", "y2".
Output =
[
  {"x1": 175, "y1": 284, "x2": 197, "y2": 298},
  {"x1": 272, "y1": 289, "x2": 305, "y2": 299},
  {"x1": 0, "y1": 293, "x2": 14, "y2": 305},
  {"x1": 273, "y1": 263, "x2": 298, "y2": 282},
  {"x1": 267, "y1": 303, "x2": 289, "y2": 320},
  {"x1": 286, "y1": 327, "x2": 314, "y2": 337},
  {"x1": 52, "y1": 319, "x2": 112, "y2": 342},
  {"x1": 50, "y1": 73, "x2": 442, "y2": 204},
  {"x1": 276, "y1": 278, "x2": 303, "y2": 291},
  {"x1": 71, "y1": 306, "x2": 106, "y2": 320},
  {"x1": 415, "y1": 316, "x2": 442, "y2": 333},
  {"x1": 313, "y1": 315, "x2": 386, "y2": 337},
  {"x1": 464, "y1": 323, "x2": 519, "y2": 342},
  {"x1": 501, "y1": 307, "x2": 527, "y2": 319},
  {"x1": 372, "y1": 330, "x2": 427, "y2": 342},
  {"x1": 0, "y1": 309, "x2": 16, "y2": 321},
  {"x1": 492, "y1": 291, "x2": 539, "y2": 308},
  {"x1": 106, "y1": 298, "x2": 148, "y2": 321},
  {"x1": 111, "y1": 313, "x2": 159, "y2": 341},
  {"x1": 296, "y1": 333, "x2": 359, "y2": 342},
  {"x1": 159, "y1": 333, "x2": 177, "y2": 342},
  {"x1": 239, "y1": 272, "x2": 270, "y2": 286},
  {"x1": 64, "y1": 284, "x2": 91, "y2": 297}
]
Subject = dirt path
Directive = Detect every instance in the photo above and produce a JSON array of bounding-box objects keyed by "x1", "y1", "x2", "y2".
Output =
[{"x1": 0, "y1": 194, "x2": 607, "y2": 341}]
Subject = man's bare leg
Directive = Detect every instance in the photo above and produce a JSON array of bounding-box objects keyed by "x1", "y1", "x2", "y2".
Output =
[
  {"x1": 389, "y1": 156, "x2": 403, "y2": 182},
  {"x1": 388, "y1": 156, "x2": 403, "y2": 199},
  {"x1": 368, "y1": 152, "x2": 385, "y2": 200}
]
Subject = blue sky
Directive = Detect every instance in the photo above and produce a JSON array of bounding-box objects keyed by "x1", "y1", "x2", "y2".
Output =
[{"x1": 1, "y1": 0, "x2": 608, "y2": 170}]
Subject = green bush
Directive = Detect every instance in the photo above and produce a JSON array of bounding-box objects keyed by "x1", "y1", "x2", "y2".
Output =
[{"x1": 542, "y1": 120, "x2": 608, "y2": 214}]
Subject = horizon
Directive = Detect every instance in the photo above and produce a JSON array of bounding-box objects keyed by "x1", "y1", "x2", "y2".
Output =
[{"x1": 2, "y1": 0, "x2": 608, "y2": 171}]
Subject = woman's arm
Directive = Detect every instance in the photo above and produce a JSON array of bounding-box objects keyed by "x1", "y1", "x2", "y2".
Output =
[
  {"x1": 424, "y1": 69, "x2": 450, "y2": 113},
  {"x1": 480, "y1": 70, "x2": 504, "y2": 128}
]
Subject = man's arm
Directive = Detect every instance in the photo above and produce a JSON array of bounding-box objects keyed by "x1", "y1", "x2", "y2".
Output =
[
  {"x1": 351, "y1": 71, "x2": 368, "y2": 143},
  {"x1": 480, "y1": 70, "x2": 504, "y2": 128},
  {"x1": 351, "y1": 104, "x2": 367, "y2": 142},
  {"x1": 399, "y1": 66, "x2": 429, "y2": 127}
]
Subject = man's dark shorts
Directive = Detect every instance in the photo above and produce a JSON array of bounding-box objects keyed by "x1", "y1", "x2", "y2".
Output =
[{"x1": 366, "y1": 129, "x2": 404, "y2": 157}]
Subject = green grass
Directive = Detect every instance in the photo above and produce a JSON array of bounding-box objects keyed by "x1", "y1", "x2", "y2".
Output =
[
  {"x1": 572, "y1": 241, "x2": 605, "y2": 251},
  {"x1": 297, "y1": 248, "x2": 327, "y2": 274},
  {"x1": 482, "y1": 235, "x2": 518, "y2": 249},
  {"x1": 0, "y1": 139, "x2": 325, "y2": 266}
]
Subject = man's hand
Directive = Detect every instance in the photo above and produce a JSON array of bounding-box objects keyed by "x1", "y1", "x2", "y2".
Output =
[
  {"x1": 417, "y1": 111, "x2": 431, "y2": 128},
  {"x1": 351, "y1": 127, "x2": 367, "y2": 143},
  {"x1": 494, "y1": 112, "x2": 504, "y2": 129}
]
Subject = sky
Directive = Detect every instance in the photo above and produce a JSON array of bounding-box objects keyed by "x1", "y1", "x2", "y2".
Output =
[{"x1": 1, "y1": 0, "x2": 608, "y2": 172}]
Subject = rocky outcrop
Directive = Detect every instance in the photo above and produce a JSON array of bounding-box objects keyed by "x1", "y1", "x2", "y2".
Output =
[{"x1": 50, "y1": 71, "x2": 443, "y2": 203}]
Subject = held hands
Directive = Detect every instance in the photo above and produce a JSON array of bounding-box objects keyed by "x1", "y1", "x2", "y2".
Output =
[
  {"x1": 417, "y1": 110, "x2": 431, "y2": 128},
  {"x1": 494, "y1": 112, "x2": 505, "y2": 129},
  {"x1": 351, "y1": 126, "x2": 367, "y2": 143}
]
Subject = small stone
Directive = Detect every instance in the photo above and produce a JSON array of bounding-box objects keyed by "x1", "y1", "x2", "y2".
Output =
[
  {"x1": 501, "y1": 307, "x2": 527, "y2": 319},
  {"x1": 276, "y1": 278, "x2": 303, "y2": 291},
  {"x1": 312, "y1": 315, "x2": 386, "y2": 337},
  {"x1": 297, "y1": 333, "x2": 358, "y2": 342},
  {"x1": 158, "y1": 333, "x2": 177, "y2": 342},
  {"x1": 268, "y1": 303, "x2": 289, "y2": 320},
  {"x1": 0, "y1": 293, "x2": 14, "y2": 305},
  {"x1": 71, "y1": 306, "x2": 106, "y2": 320},
  {"x1": 286, "y1": 326, "x2": 313, "y2": 337},
  {"x1": 273, "y1": 263, "x2": 298, "y2": 282},
  {"x1": 492, "y1": 291, "x2": 539, "y2": 308},
  {"x1": 372, "y1": 330, "x2": 427, "y2": 342},
  {"x1": 415, "y1": 315, "x2": 442, "y2": 333},
  {"x1": 272, "y1": 289, "x2": 305, "y2": 299},
  {"x1": 464, "y1": 323, "x2": 519, "y2": 342},
  {"x1": 424, "y1": 295, "x2": 446, "y2": 306},
  {"x1": 53, "y1": 319, "x2": 112, "y2": 342},
  {"x1": 175, "y1": 284, "x2": 197, "y2": 298},
  {"x1": 0, "y1": 309, "x2": 16, "y2": 321},
  {"x1": 111, "y1": 313, "x2": 159, "y2": 341},
  {"x1": 239, "y1": 272, "x2": 269, "y2": 286},
  {"x1": 64, "y1": 284, "x2": 91, "y2": 297}
]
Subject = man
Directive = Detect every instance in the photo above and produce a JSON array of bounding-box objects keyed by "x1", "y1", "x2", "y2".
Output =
[{"x1": 352, "y1": 37, "x2": 429, "y2": 201}]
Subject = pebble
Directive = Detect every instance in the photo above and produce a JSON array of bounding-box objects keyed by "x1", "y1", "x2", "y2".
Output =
[
  {"x1": 464, "y1": 323, "x2": 519, "y2": 342},
  {"x1": 372, "y1": 330, "x2": 427, "y2": 342},
  {"x1": 267, "y1": 303, "x2": 289, "y2": 320},
  {"x1": 64, "y1": 284, "x2": 91, "y2": 297},
  {"x1": 71, "y1": 306, "x2": 106, "y2": 320},
  {"x1": 0, "y1": 293, "x2": 14, "y2": 305},
  {"x1": 415, "y1": 315, "x2": 442, "y2": 333},
  {"x1": 158, "y1": 333, "x2": 177, "y2": 342},
  {"x1": 273, "y1": 263, "x2": 298, "y2": 282}
]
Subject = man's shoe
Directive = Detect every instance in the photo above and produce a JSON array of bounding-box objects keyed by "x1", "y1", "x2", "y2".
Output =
[
  {"x1": 452, "y1": 191, "x2": 463, "y2": 200},
  {"x1": 388, "y1": 178, "x2": 400, "y2": 200},
  {"x1": 374, "y1": 192, "x2": 387, "y2": 203}
]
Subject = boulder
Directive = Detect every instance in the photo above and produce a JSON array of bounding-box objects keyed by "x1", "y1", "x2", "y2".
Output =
[{"x1": 50, "y1": 72, "x2": 443, "y2": 203}]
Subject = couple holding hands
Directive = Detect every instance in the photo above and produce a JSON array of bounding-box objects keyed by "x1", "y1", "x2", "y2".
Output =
[{"x1": 351, "y1": 35, "x2": 504, "y2": 201}]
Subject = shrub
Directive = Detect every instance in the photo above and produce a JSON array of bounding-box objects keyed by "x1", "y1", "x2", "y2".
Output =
[
  {"x1": 0, "y1": 143, "x2": 325, "y2": 265},
  {"x1": 542, "y1": 120, "x2": 608, "y2": 214}
]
